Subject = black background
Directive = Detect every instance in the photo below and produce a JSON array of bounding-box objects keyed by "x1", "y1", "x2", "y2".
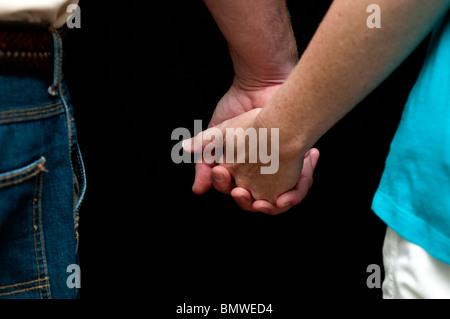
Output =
[{"x1": 63, "y1": 0, "x2": 429, "y2": 310}]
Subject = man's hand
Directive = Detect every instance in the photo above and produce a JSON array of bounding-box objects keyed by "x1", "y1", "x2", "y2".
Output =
[
  {"x1": 190, "y1": 0, "x2": 310, "y2": 213},
  {"x1": 214, "y1": 148, "x2": 319, "y2": 215}
]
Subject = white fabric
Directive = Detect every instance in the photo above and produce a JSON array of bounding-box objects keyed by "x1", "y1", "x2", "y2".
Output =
[
  {"x1": 0, "y1": 0, "x2": 79, "y2": 28},
  {"x1": 382, "y1": 227, "x2": 450, "y2": 299}
]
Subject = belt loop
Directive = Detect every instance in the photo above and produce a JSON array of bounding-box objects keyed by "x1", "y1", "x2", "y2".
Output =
[{"x1": 48, "y1": 27, "x2": 62, "y2": 96}]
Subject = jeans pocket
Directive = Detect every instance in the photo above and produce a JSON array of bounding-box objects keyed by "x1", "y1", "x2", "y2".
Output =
[{"x1": 0, "y1": 157, "x2": 51, "y2": 299}]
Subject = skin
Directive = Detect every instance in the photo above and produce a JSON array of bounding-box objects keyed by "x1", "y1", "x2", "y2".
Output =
[
  {"x1": 188, "y1": 0, "x2": 450, "y2": 214},
  {"x1": 190, "y1": 0, "x2": 319, "y2": 214}
]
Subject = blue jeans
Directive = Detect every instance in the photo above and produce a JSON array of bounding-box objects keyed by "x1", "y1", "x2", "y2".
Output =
[{"x1": 0, "y1": 28, "x2": 86, "y2": 298}]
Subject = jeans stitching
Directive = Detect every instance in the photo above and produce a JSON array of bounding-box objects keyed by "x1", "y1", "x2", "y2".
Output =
[
  {"x1": 0, "y1": 284, "x2": 50, "y2": 297},
  {"x1": 32, "y1": 171, "x2": 43, "y2": 298},
  {"x1": 0, "y1": 106, "x2": 63, "y2": 121},
  {"x1": 31, "y1": 164, "x2": 50, "y2": 299},
  {"x1": 38, "y1": 171, "x2": 50, "y2": 299},
  {"x1": 73, "y1": 146, "x2": 86, "y2": 244},
  {"x1": 0, "y1": 277, "x2": 49, "y2": 290},
  {"x1": 0, "y1": 103, "x2": 64, "y2": 125},
  {"x1": 0, "y1": 101, "x2": 62, "y2": 115},
  {"x1": 0, "y1": 157, "x2": 46, "y2": 186}
]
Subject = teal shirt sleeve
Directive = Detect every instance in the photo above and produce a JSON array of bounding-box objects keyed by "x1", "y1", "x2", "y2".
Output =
[{"x1": 372, "y1": 10, "x2": 450, "y2": 265}]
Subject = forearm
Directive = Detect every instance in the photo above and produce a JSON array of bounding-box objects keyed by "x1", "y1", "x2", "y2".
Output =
[
  {"x1": 203, "y1": 0, "x2": 298, "y2": 88},
  {"x1": 258, "y1": 0, "x2": 450, "y2": 156}
]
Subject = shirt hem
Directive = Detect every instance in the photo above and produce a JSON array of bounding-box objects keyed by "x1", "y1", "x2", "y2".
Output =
[{"x1": 372, "y1": 189, "x2": 450, "y2": 265}]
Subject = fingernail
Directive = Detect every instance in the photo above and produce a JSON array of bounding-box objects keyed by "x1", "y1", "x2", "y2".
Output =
[
  {"x1": 282, "y1": 202, "x2": 292, "y2": 208},
  {"x1": 182, "y1": 139, "x2": 191, "y2": 152},
  {"x1": 213, "y1": 174, "x2": 223, "y2": 182}
]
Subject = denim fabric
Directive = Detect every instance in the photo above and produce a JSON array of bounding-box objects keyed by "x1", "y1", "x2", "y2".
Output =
[{"x1": 0, "y1": 28, "x2": 86, "y2": 299}]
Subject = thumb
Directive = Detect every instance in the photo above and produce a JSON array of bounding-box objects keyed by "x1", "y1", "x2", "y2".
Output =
[
  {"x1": 183, "y1": 108, "x2": 261, "y2": 154},
  {"x1": 182, "y1": 125, "x2": 227, "y2": 154}
]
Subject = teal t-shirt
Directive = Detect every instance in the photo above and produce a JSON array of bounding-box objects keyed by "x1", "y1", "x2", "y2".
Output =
[{"x1": 372, "y1": 10, "x2": 450, "y2": 265}]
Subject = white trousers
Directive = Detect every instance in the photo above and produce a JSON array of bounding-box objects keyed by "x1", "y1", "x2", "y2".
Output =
[{"x1": 382, "y1": 227, "x2": 450, "y2": 299}]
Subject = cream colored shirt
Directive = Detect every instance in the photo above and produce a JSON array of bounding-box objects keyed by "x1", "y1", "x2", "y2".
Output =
[{"x1": 0, "y1": 0, "x2": 79, "y2": 28}]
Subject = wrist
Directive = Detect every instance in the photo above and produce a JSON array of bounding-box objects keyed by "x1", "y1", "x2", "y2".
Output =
[
  {"x1": 253, "y1": 109, "x2": 308, "y2": 163},
  {"x1": 230, "y1": 46, "x2": 297, "y2": 92}
]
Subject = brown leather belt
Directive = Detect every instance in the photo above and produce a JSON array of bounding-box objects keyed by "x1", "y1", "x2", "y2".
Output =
[{"x1": 0, "y1": 22, "x2": 66, "y2": 76}]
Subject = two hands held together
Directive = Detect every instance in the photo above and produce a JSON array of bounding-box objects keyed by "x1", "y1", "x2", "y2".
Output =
[
  {"x1": 183, "y1": 82, "x2": 320, "y2": 215},
  {"x1": 181, "y1": 0, "x2": 322, "y2": 215},
  {"x1": 180, "y1": 0, "x2": 448, "y2": 215}
]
